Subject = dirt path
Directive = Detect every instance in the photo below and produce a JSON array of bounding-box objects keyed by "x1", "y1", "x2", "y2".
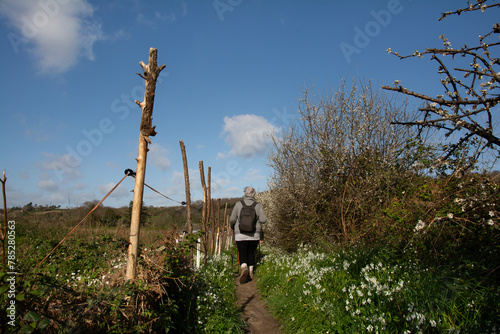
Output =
[{"x1": 235, "y1": 277, "x2": 282, "y2": 334}]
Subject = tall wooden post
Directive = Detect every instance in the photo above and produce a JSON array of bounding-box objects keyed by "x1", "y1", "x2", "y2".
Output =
[
  {"x1": 216, "y1": 198, "x2": 221, "y2": 254},
  {"x1": 179, "y1": 141, "x2": 192, "y2": 234},
  {"x1": 211, "y1": 198, "x2": 215, "y2": 255},
  {"x1": 199, "y1": 161, "x2": 208, "y2": 254},
  {"x1": 223, "y1": 202, "x2": 228, "y2": 251},
  {"x1": 207, "y1": 167, "x2": 212, "y2": 253},
  {"x1": 126, "y1": 48, "x2": 166, "y2": 281}
]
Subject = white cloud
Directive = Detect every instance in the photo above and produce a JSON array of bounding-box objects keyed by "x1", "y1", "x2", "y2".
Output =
[
  {"x1": 0, "y1": 0, "x2": 104, "y2": 73},
  {"x1": 105, "y1": 161, "x2": 118, "y2": 169},
  {"x1": 244, "y1": 168, "x2": 265, "y2": 182},
  {"x1": 149, "y1": 143, "x2": 171, "y2": 171},
  {"x1": 136, "y1": 11, "x2": 176, "y2": 28},
  {"x1": 14, "y1": 113, "x2": 64, "y2": 142},
  {"x1": 19, "y1": 171, "x2": 29, "y2": 180},
  {"x1": 98, "y1": 182, "x2": 130, "y2": 200},
  {"x1": 222, "y1": 114, "x2": 279, "y2": 158},
  {"x1": 37, "y1": 173, "x2": 59, "y2": 191},
  {"x1": 170, "y1": 168, "x2": 201, "y2": 192},
  {"x1": 39, "y1": 152, "x2": 83, "y2": 182}
]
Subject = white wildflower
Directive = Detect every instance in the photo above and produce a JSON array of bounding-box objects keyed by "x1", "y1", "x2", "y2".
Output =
[{"x1": 414, "y1": 220, "x2": 426, "y2": 232}]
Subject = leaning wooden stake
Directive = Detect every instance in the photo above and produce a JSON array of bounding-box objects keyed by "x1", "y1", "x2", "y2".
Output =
[
  {"x1": 199, "y1": 161, "x2": 208, "y2": 255},
  {"x1": 211, "y1": 198, "x2": 216, "y2": 255},
  {"x1": 126, "y1": 47, "x2": 166, "y2": 281},
  {"x1": 179, "y1": 141, "x2": 192, "y2": 234}
]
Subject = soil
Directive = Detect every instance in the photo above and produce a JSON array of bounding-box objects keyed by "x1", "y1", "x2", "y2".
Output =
[{"x1": 235, "y1": 276, "x2": 282, "y2": 334}]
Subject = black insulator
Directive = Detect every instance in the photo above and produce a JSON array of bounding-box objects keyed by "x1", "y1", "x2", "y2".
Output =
[{"x1": 124, "y1": 169, "x2": 136, "y2": 177}]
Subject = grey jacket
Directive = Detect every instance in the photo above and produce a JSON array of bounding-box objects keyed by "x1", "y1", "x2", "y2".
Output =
[{"x1": 230, "y1": 196, "x2": 267, "y2": 241}]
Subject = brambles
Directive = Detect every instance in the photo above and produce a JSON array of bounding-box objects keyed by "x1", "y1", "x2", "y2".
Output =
[{"x1": 1, "y1": 214, "x2": 243, "y2": 333}]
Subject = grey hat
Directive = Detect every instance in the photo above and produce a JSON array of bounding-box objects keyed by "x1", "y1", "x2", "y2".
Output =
[{"x1": 243, "y1": 186, "x2": 256, "y2": 198}]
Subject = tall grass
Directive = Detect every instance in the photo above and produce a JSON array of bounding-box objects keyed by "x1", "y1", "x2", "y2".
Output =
[{"x1": 257, "y1": 245, "x2": 499, "y2": 333}]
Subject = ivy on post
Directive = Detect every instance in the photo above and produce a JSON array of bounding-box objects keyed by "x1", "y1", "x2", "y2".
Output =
[{"x1": 126, "y1": 47, "x2": 166, "y2": 281}]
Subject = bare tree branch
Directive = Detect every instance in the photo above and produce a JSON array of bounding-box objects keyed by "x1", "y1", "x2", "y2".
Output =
[{"x1": 383, "y1": 1, "x2": 500, "y2": 171}]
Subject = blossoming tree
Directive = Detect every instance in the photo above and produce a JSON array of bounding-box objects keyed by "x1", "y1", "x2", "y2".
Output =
[{"x1": 383, "y1": 1, "x2": 500, "y2": 173}]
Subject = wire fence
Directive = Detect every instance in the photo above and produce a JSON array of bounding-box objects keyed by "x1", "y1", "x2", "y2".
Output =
[{"x1": 32, "y1": 168, "x2": 234, "y2": 272}]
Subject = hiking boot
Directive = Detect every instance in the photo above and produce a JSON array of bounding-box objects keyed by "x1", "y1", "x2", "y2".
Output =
[
  {"x1": 249, "y1": 266, "x2": 254, "y2": 280},
  {"x1": 240, "y1": 264, "x2": 249, "y2": 284}
]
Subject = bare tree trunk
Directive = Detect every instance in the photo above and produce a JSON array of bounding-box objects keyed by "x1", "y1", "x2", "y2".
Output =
[
  {"x1": 211, "y1": 198, "x2": 215, "y2": 255},
  {"x1": 216, "y1": 198, "x2": 221, "y2": 254},
  {"x1": 126, "y1": 47, "x2": 165, "y2": 281},
  {"x1": 223, "y1": 203, "x2": 228, "y2": 251},
  {"x1": 226, "y1": 212, "x2": 232, "y2": 250},
  {"x1": 207, "y1": 167, "x2": 212, "y2": 254},
  {"x1": 179, "y1": 141, "x2": 192, "y2": 234},
  {"x1": 199, "y1": 161, "x2": 208, "y2": 256}
]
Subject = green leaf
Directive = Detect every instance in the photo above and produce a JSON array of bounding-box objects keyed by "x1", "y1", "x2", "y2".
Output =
[
  {"x1": 0, "y1": 285, "x2": 9, "y2": 294},
  {"x1": 29, "y1": 288, "x2": 44, "y2": 297},
  {"x1": 18, "y1": 325, "x2": 35, "y2": 334},
  {"x1": 16, "y1": 293, "x2": 25, "y2": 301},
  {"x1": 38, "y1": 318, "x2": 50, "y2": 330},
  {"x1": 23, "y1": 310, "x2": 41, "y2": 323}
]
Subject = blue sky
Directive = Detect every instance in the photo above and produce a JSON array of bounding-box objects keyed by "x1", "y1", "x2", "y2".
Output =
[{"x1": 0, "y1": 0, "x2": 496, "y2": 208}]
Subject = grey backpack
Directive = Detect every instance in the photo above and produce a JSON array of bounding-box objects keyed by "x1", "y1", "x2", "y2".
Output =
[{"x1": 239, "y1": 200, "x2": 258, "y2": 233}]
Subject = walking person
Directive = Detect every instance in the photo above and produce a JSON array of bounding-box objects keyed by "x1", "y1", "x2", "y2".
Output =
[{"x1": 230, "y1": 186, "x2": 267, "y2": 283}]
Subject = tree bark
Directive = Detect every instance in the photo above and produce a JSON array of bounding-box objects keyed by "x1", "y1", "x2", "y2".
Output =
[
  {"x1": 207, "y1": 167, "x2": 212, "y2": 253},
  {"x1": 126, "y1": 47, "x2": 165, "y2": 281},
  {"x1": 216, "y1": 198, "x2": 221, "y2": 254},
  {"x1": 179, "y1": 141, "x2": 192, "y2": 234},
  {"x1": 199, "y1": 161, "x2": 208, "y2": 256}
]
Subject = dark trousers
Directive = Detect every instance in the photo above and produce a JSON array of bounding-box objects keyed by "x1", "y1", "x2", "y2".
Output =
[{"x1": 236, "y1": 240, "x2": 259, "y2": 267}]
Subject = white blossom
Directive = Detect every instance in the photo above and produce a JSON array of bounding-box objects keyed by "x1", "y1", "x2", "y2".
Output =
[{"x1": 414, "y1": 220, "x2": 426, "y2": 232}]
